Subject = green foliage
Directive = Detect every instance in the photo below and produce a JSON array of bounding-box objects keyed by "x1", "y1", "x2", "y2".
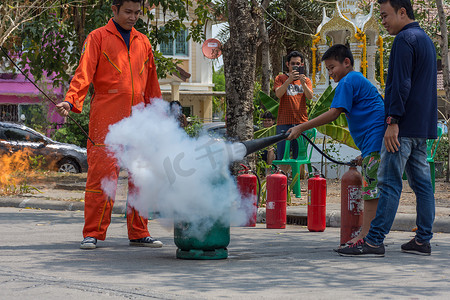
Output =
[
  {"x1": 213, "y1": 66, "x2": 225, "y2": 92},
  {"x1": 254, "y1": 125, "x2": 276, "y2": 140},
  {"x1": 212, "y1": 66, "x2": 226, "y2": 120},
  {"x1": 252, "y1": 81, "x2": 265, "y2": 128},
  {"x1": 152, "y1": 50, "x2": 181, "y2": 79},
  {"x1": 21, "y1": 103, "x2": 52, "y2": 133},
  {"x1": 258, "y1": 91, "x2": 279, "y2": 117},
  {"x1": 184, "y1": 115, "x2": 203, "y2": 138},
  {"x1": 5, "y1": 0, "x2": 213, "y2": 85},
  {"x1": 52, "y1": 99, "x2": 91, "y2": 147},
  {"x1": 265, "y1": 0, "x2": 334, "y2": 58},
  {"x1": 308, "y1": 86, "x2": 335, "y2": 119},
  {"x1": 16, "y1": 12, "x2": 75, "y2": 87},
  {"x1": 1, "y1": 177, "x2": 41, "y2": 195},
  {"x1": 435, "y1": 136, "x2": 449, "y2": 163},
  {"x1": 29, "y1": 155, "x2": 47, "y2": 170}
]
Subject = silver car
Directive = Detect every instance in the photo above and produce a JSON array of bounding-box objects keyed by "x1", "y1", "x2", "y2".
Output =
[{"x1": 0, "y1": 122, "x2": 88, "y2": 173}]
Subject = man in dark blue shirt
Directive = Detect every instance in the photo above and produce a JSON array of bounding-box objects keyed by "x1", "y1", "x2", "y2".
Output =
[{"x1": 337, "y1": 0, "x2": 437, "y2": 257}]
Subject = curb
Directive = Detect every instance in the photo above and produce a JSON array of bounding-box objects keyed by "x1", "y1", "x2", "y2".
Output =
[
  {"x1": 257, "y1": 207, "x2": 450, "y2": 233},
  {"x1": 0, "y1": 197, "x2": 126, "y2": 214},
  {"x1": 1, "y1": 198, "x2": 449, "y2": 233}
]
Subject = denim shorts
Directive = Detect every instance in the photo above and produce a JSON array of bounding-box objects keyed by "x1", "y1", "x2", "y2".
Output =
[{"x1": 361, "y1": 152, "x2": 380, "y2": 201}]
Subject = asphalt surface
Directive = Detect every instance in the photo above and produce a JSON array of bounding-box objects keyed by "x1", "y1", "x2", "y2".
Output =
[{"x1": 1, "y1": 206, "x2": 450, "y2": 299}]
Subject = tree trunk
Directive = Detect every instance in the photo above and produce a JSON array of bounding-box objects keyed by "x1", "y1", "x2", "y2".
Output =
[
  {"x1": 256, "y1": 0, "x2": 271, "y2": 95},
  {"x1": 73, "y1": 1, "x2": 86, "y2": 54},
  {"x1": 223, "y1": 0, "x2": 258, "y2": 171},
  {"x1": 223, "y1": 0, "x2": 257, "y2": 141},
  {"x1": 436, "y1": 0, "x2": 450, "y2": 182}
]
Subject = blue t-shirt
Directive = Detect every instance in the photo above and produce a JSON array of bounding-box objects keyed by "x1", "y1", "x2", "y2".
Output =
[{"x1": 330, "y1": 71, "x2": 385, "y2": 157}]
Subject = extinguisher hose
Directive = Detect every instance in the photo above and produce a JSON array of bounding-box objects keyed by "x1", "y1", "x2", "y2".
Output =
[
  {"x1": 300, "y1": 133, "x2": 355, "y2": 166},
  {"x1": 250, "y1": 169, "x2": 261, "y2": 207}
]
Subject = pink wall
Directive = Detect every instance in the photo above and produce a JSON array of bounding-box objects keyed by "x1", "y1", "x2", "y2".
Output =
[{"x1": 0, "y1": 73, "x2": 66, "y2": 128}]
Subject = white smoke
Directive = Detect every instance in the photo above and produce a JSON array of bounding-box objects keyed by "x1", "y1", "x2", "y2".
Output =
[
  {"x1": 104, "y1": 99, "x2": 253, "y2": 239},
  {"x1": 101, "y1": 177, "x2": 117, "y2": 200}
]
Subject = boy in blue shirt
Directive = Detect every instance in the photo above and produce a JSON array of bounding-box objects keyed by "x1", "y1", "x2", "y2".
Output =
[{"x1": 287, "y1": 44, "x2": 385, "y2": 246}]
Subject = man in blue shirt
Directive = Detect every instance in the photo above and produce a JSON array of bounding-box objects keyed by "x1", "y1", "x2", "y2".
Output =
[
  {"x1": 287, "y1": 44, "x2": 385, "y2": 246},
  {"x1": 337, "y1": 0, "x2": 437, "y2": 257}
]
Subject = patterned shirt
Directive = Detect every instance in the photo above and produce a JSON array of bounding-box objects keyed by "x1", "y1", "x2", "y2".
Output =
[{"x1": 274, "y1": 74, "x2": 312, "y2": 125}]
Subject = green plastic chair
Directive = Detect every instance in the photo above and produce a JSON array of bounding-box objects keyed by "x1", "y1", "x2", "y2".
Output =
[
  {"x1": 402, "y1": 126, "x2": 443, "y2": 192},
  {"x1": 272, "y1": 128, "x2": 317, "y2": 197}
]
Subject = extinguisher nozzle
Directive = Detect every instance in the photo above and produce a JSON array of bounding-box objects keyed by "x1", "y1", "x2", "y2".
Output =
[{"x1": 240, "y1": 132, "x2": 289, "y2": 157}]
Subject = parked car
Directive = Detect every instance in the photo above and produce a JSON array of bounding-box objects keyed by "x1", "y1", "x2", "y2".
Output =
[
  {"x1": 201, "y1": 122, "x2": 227, "y2": 139},
  {"x1": 201, "y1": 122, "x2": 260, "y2": 140},
  {"x1": 0, "y1": 122, "x2": 88, "y2": 173}
]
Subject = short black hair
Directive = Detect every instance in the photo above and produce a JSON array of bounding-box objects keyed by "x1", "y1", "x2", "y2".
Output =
[
  {"x1": 378, "y1": 0, "x2": 415, "y2": 20},
  {"x1": 321, "y1": 44, "x2": 354, "y2": 66},
  {"x1": 261, "y1": 111, "x2": 275, "y2": 120},
  {"x1": 286, "y1": 51, "x2": 304, "y2": 64},
  {"x1": 113, "y1": 0, "x2": 142, "y2": 4},
  {"x1": 169, "y1": 100, "x2": 182, "y2": 108},
  {"x1": 113, "y1": 0, "x2": 142, "y2": 11}
]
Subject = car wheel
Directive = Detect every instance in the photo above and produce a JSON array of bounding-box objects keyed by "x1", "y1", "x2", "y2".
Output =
[{"x1": 58, "y1": 158, "x2": 81, "y2": 173}]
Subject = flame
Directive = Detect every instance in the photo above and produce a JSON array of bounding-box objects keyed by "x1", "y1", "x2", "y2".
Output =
[{"x1": 0, "y1": 148, "x2": 35, "y2": 195}]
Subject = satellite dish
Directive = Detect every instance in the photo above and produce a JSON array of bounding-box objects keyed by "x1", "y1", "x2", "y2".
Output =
[{"x1": 202, "y1": 38, "x2": 222, "y2": 59}]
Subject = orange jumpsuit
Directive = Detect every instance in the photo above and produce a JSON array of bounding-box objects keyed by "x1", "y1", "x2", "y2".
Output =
[{"x1": 65, "y1": 19, "x2": 161, "y2": 240}]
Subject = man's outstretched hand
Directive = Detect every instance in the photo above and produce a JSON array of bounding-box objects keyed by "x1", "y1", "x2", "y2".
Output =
[
  {"x1": 56, "y1": 102, "x2": 71, "y2": 117},
  {"x1": 286, "y1": 125, "x2": 304, "y2": 141}
]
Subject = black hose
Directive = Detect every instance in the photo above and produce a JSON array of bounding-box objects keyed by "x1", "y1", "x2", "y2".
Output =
[
  {"x1": 300, "y1": 132, "x2": 355, "y2": 166},
  {"x1": 250, "y1": 169, "x2": 261, "y2": 207},
  {"x1": 0, "y1": 46, "x2": 95, "y2": 145}
]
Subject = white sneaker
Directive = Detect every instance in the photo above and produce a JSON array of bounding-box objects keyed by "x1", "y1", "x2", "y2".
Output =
[
  {"x1": 129, "y1": 236, "x2": 163, "y2": 248},
  {"x1": 80, "y1": 237, "x2": 97, "y2": 249}
]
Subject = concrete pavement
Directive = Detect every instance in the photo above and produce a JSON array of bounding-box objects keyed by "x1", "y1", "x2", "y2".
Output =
[{"x1": 0, "y1": 207, "x2": 450, "y2": 299}]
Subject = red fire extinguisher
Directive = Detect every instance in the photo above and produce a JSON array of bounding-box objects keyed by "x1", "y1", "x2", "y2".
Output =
[
  {"x1": 266, "y1": 171, "x2": 287, "y2": 229},
  {"x1": 340, "y1": 165, "x2": 363, "y2": 245},
  {"x1": 307, "y1": 174, "x2": 326, "y2": 232},
  {"x1": 237, "y1": 165, "x2": 259, "y2": 227}
]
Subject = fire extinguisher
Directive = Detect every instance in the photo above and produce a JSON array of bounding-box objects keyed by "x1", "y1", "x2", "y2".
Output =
[
  {"x1": 340, "y1": 165, "x2": 363, "y2": 245},
  {"x1": 237, "y1": 164, "x2": 260, "y2": 227},
  {"x1": 266, "y1": 170, "x2": 287, "y2": 229},
  {"x1": 307, "y1": 173, "x2": 326, "y2": 232}
]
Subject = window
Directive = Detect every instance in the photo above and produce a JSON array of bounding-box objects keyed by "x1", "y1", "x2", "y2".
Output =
[
  {"x1": 0, "y1": 104, "x2": 18, "y2": 122},
  {"x1": 4, "y1": 127, "x2": 42, "y2": 142},
  {"x1": 160, "y1": 29, "x2": 189, "y2": 56}
]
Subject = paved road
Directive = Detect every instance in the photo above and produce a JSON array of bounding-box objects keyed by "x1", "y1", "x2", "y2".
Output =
[{"x1": 1, "y1": 207, "x2": 449, "y2": 299}]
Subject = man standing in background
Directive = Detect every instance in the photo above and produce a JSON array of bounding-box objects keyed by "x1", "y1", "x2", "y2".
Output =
[{"x1": 274, "y1": 51, "x2": 313, "y2": 174}]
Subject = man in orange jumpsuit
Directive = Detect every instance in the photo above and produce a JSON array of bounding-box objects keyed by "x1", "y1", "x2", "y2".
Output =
[{"x1": 56, "y1": 0, "x2": 162, "y2": 250}]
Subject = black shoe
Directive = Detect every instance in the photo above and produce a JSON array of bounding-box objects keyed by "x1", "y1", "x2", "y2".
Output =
[
  {"x1": 401, "y1": 238, "x2": 431, "y2": 256},
  {"x1": 80, "y1": 237, "x2": 97, "y2": 250},
  {"x1": 129, "y1": 236, "x2": 163, "y2": 248},
  {"x1": 336, "y1": 239, "x2": 385, "y2": 257},
  {"x1": 333, "y1": 241, "x2": 354, "y2": 252}
]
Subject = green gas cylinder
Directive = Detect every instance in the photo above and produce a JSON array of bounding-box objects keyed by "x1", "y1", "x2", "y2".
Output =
[
  {"x1": 174, "y1": 217, "x2": 230, "y2": 260},
  {"x1": 173, "y1": 164, "x2": 232, "y2": 259}
]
